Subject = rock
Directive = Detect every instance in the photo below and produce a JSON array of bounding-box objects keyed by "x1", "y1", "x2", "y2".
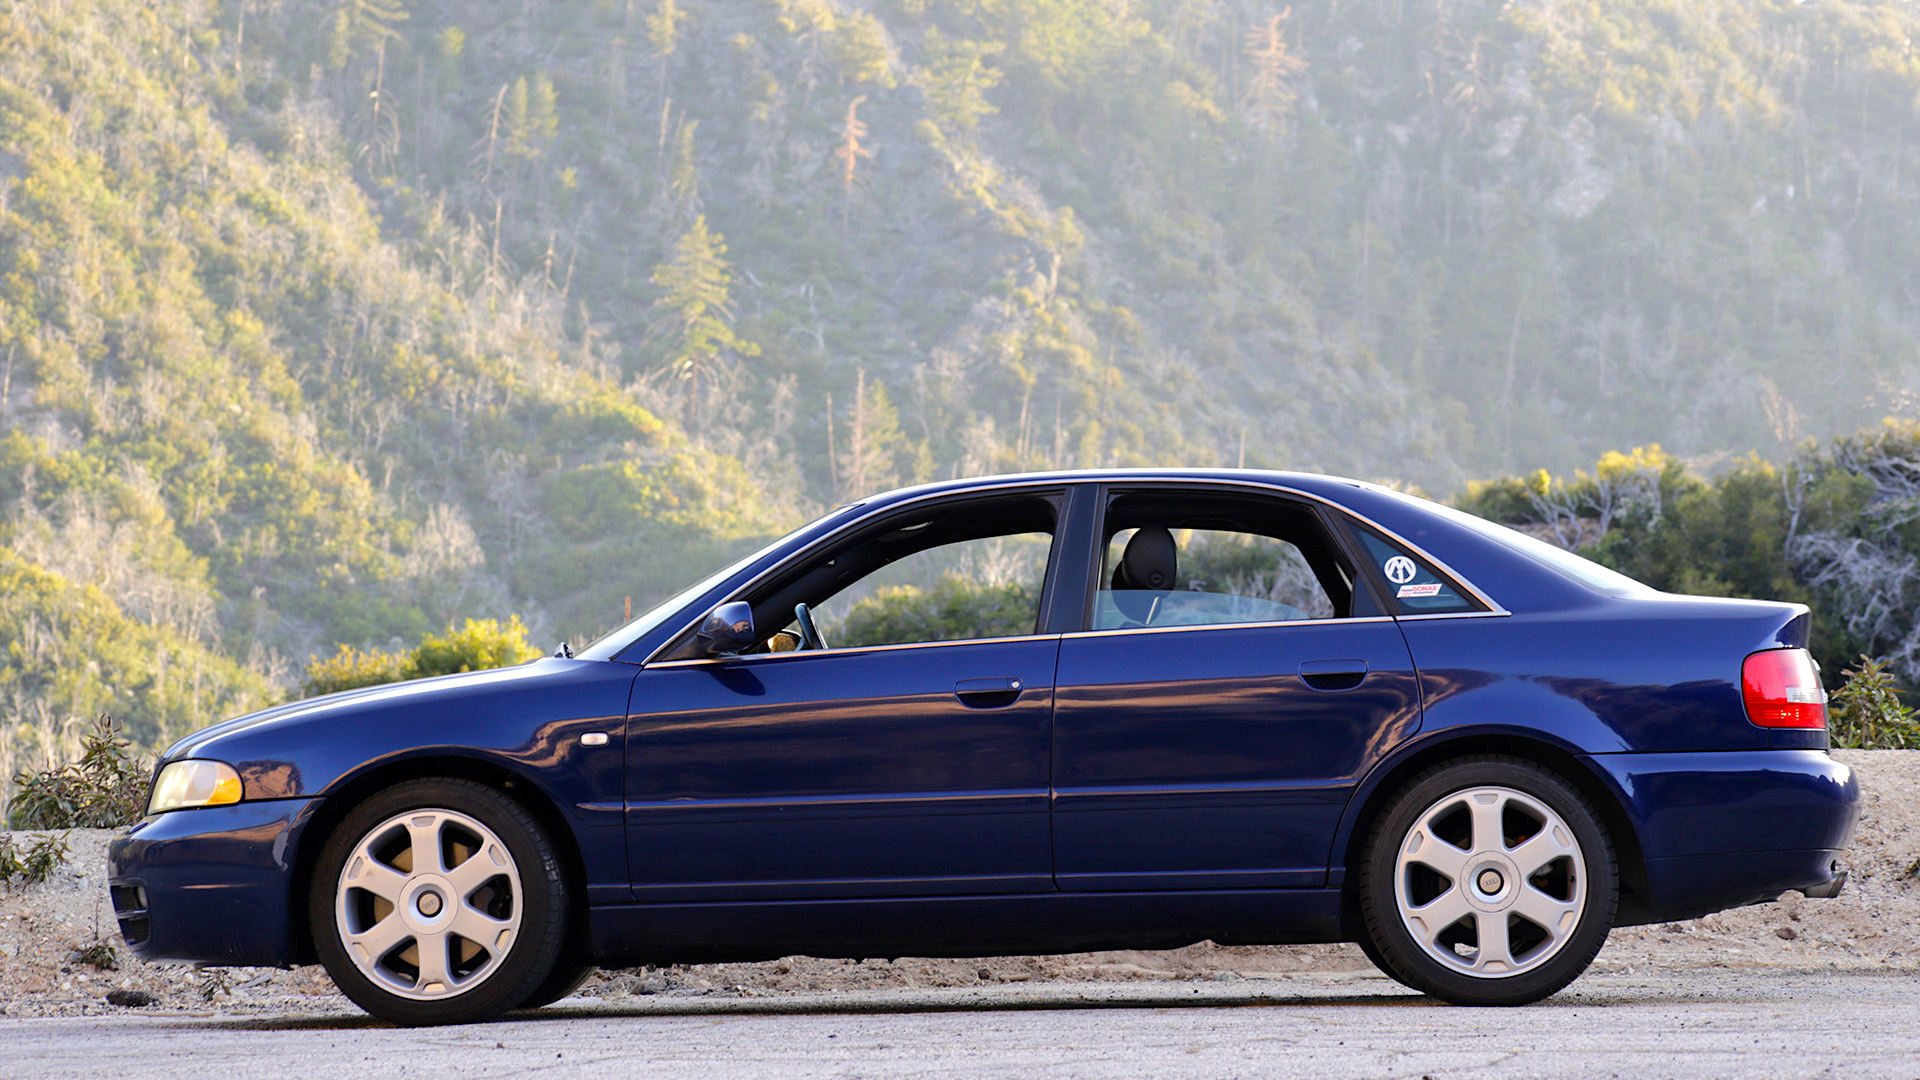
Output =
[
  {"x1": 978, "y1": 967, "x2": 993, "y2": 981},
  {"x1": 106, "y1": 989, "x2": 156, "y2": 1007},
  {"x1": 1776, "y1": 927, "x2": 1799, "y2": 941}
]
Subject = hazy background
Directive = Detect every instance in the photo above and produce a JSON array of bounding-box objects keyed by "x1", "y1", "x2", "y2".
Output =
[{"x1": 3, "y1": 0, "x2": 1918, "y2": 767}]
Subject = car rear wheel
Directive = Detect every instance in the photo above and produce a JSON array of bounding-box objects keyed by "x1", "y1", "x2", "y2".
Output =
[
  {"x1": 1358, "y1": 756, "x2": 1617, "y2": 1005},
  {"x1": 310, "y1": 778, "x2": 569, "y2": 1025}
]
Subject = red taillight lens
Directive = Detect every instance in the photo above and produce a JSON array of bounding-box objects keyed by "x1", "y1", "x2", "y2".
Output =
[{"x1": 1742, "y1": 648, "x2": 1828, "y2": 729}]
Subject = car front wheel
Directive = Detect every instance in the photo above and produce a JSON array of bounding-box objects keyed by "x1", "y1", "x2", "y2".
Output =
[
  {"x1": 310, "y1": 778, "x2": 570, "y2": 1025},
  {"x1": 1358, "y1": 756, "x2": 1617, "y2": 1005}
]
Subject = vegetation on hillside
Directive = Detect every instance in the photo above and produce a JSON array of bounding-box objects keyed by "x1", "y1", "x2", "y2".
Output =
[{"x1": 3, "y1": 0, "x2": 1920, "y2": 782}]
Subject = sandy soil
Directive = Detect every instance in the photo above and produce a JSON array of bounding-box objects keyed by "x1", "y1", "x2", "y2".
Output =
[{"x1": 3, "y1": 749, "x2": 1913, "y2": 1019}]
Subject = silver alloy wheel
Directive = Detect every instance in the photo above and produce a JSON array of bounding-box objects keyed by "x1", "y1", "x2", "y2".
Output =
[
  {"x1": 1393, "y1": 785, "x2": 1587, "y2": 979},
  {"x1": 332, "y1": 808, "x2": 523, "y2": 1001}
]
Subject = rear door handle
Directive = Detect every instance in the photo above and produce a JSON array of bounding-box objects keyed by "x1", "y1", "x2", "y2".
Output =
[
  {"x1": 1299, "y1": 659, "x2": 1368, "y2": 692},
  {"x1": 955, "y1": 677, "x2": 1024, "y2": 708}
]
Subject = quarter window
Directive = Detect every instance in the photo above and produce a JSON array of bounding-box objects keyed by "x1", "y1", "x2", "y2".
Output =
[{"x1": 1350, "y1": 526, "x2": 1481, "y2": 614}]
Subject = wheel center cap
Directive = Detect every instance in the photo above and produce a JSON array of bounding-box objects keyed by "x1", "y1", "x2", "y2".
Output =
[
  {"x1": 400, "y1": 873, "x2": 458, "y2": 933},
  {"x1": 1463, "y1": 852, "x2": 1521, "y2": 913}
]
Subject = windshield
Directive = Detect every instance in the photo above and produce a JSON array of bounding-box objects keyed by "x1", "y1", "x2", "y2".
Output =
[
  {"x1": 574, "y1": 505, "x2": 860, "y2": 661},
  {"x1": 1376, "y1": 489, "x2": 1653, "y2": 597}
]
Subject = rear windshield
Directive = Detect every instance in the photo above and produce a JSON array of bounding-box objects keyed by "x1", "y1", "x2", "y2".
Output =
[{"x1": 1376, "y1": 489, "x2": 1653, "y2": 597}]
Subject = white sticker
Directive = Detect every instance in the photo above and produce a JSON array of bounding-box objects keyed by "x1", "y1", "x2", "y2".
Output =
[
  {"x1": 1397, "y1": 583, "x2": 1442, "y2": 598},
  {"x1": 1383, "y1": 555, "x2": 1418, "y2": 584}
]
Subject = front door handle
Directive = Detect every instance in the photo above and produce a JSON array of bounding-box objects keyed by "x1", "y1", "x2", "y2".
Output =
[
  {"x1": 954, "y1": 677, "x2": 1024, "y2": 708},
  {"x1": 1299, "y1": 659, "x2": 1368, "y2": 692}
]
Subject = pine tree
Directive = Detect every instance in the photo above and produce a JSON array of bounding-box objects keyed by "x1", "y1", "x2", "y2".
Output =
[
  {"x1": 649, "y1": 217, "x2": 759, "y2": 423},
  {"x1": 834, "y1": 95, "x2": 872, "y2": 233},
  {"x1": 326, "y1": 0, "x2": 408, "y2": 72},
  {"x1": 504, "y1": 75, "x2": 558, "y2": 160},
  {"x1": 1241, "y1": 11, "x2": 1306, "y2": 141},
  {"x1": 914, "y1": 30, "x2": 1001, "y2": 135},
  {"x1": 836, "y1": 369, "x2": 903, "y2": 499}
]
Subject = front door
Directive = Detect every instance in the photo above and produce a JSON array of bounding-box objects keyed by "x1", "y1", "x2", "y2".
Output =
[
  {"x1": 624, "y1": 488, "x2": 1072, "y2": 901},
  {"x1": 626, "y1": 638, "x2": 1058, "y2": 900}
]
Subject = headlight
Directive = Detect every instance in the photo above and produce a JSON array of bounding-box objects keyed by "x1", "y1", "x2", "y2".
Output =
[{"x1": 147, "y1": 760, "x2": 244, "y2": 814}]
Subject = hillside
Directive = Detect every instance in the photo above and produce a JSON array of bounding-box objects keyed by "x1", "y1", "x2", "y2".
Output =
[{"x1": 2, "y1": 0, "x2": 1920, "y2": 754}]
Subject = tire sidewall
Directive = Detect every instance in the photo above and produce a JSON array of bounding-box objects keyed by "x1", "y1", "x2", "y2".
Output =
[
  {"x1": 309, "y1": 778, "x2": 567, "y2": 1025},
  {"x1": 1360, "y1": 757, "x2": 1617, "y2": 1006}
]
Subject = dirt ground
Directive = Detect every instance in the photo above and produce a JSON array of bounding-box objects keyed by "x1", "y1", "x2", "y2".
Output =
[{"x1": 3, "y1": 749, "x2": 1913, "y2": 1020}]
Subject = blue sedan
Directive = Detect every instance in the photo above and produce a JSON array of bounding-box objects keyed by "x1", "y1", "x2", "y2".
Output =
[{"x1": 108, "y1": 470, "x2": 1859, "y2": 1023}]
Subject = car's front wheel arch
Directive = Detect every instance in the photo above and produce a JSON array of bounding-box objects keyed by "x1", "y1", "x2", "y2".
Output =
[
  {"x1": 1336, "y1": 733, "x2": 1650, "y2": 939},
  {"x1": 288, "y1": 755, "x2": 590, "y2": 970}
]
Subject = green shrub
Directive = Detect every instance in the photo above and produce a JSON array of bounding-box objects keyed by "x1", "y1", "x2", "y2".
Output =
[
  {"x1": 838, "y1": 577, "x2": 1039, "y2": 648},
  {"x1": 301, "y1": 642, "x2": 414, "y2": 696},
  {"x1": 1828, "y1": 655, "x2": 1920, "y2": 750},
  {"x1": 301, "y1": 616, "x2": 543, "y2": 697},
  {"x1": 409, "y1": 616, "x2": 543, "y2": 678},
  {"x1": 7, "y1": 717, "x2": 150, "y2": 829},
  {"x1": 0, "y1": 832, "x2": 73, "y2": 885}
]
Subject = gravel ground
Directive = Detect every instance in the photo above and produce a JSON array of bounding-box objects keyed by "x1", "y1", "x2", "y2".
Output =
[
  {"x1": 2, "y1": 749, "x2": 1914, "y2": 1020},
  {"x1": 5, "y1": 969, "x2": 1920, "y2": 1079}
]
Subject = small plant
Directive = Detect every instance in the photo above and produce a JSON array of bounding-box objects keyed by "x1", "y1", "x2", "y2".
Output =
[
  {"x1": 0, "y1": 831, "x2": 69, "y2": 885},
  {"x1": 8, "y1": 716, "x2": 150, "y2": 829},
  {"x1": 1828, "y1": 656, "x2": 1920, "y2": 750},
  {"x1": 75, "y1": 940, "x2": 120, "y2": 971},
  {"x1": 197, "y1": 968, "x2": 234, "y2": 1001}
]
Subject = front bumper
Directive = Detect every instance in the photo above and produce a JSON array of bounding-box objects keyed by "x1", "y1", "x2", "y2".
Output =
[
  {"x1": 107, "y1": 797, "x2": 321, "y2": 966},
  {"x1": 1589, "y1": 749, "x2": 1858, "y2": 924}
]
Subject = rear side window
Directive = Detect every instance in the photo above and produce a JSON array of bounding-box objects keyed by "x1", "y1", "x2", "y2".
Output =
[{"x1": 1351, "y1": 527, "x2": 1481, "y2": 615}]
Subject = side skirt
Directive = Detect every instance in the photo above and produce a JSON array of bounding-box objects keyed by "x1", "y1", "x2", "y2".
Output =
[{"x1": 588, "y1": 888, "x2": 1345, "y2": 966}]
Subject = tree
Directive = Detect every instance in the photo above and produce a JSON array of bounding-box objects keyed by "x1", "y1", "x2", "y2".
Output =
[
  {"x1": 1241, "y1": 11, "x2": 1306, "y2": 140},
  {"x1": 914, "y1": 30, "x2": 1002, "y2": 135},
  {"x1": 834, "y1": 95, "x2": 872, "y2": 232},
  {"x1": 326, "y1": 0, "x2": 408, "y2": 72},
  {"x1": 504, "y1": 75, "x2": 559, "y2": 160},
  {"x1": 831, "y1": 369, "x2": 903, "y2": 499},
  {"x1": 649, "y1": 217, "x2": 759, "y2": 423}
]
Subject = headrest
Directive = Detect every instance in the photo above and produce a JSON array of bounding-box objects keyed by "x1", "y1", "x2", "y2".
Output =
[{"x1": 1112, "y1": 526, "x2": 1177, "y2": 592}]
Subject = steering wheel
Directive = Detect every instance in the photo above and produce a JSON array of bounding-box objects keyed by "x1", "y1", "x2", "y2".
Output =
[{"x1": 794, "y1": 602, "x2": 827, "y2": 651}]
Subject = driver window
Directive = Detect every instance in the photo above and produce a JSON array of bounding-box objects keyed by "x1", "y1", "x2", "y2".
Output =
[
  {"x1": 734, "y1": 493, "x2": 1060, "y2": 655},
  {"x1": 813, "y1": 532, "x2": 1052, "y2": 648},
  {"x1": 1093, "y1": 492, "x2": 1366, "y2": 631}
]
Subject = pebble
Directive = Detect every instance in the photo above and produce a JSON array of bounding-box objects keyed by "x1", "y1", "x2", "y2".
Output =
[{"x1": 105, "y1": 989, "x2": 155, "y2": 1007}]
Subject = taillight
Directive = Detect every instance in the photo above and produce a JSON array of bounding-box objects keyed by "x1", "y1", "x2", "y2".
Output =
[{"x1": 1742, "y1": 648, "x2": 1828, "y2": 729}]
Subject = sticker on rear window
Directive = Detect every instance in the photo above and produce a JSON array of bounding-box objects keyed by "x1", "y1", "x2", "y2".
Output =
[
  {"x1": 1397, "y1": 583, "x2": 1441, "y2": 598},
  {"x1": 1383, "y1": 556, "x2": 1417, "y2": 584}
]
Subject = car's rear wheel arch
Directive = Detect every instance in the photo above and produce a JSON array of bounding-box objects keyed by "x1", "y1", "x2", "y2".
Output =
[
  {"x1": 1338, "y1": 734, "x2": 1650, "y2": 934},
  {"x1": 288, "y1": 755, "x2": 589, "y2": 967}
]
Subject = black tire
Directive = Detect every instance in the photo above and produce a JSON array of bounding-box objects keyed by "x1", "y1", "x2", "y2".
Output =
[
  {"x1": 1350, "y1": 919, "x2": 1417, "y2": 990},
  {"x1": 518, "y1": 959, "x2": 596, "y2": 1010},
  {"x1": 1357, "y1": 756, "x2": 1617, "y2": 1006},
  {"x1": 310, "y1": 778, "x2": 569, "y2": 1025}
]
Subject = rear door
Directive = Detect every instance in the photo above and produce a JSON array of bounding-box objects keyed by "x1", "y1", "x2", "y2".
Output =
[{"x1": 1049, "y1": 484, "x2": 1424, "y2": 891}]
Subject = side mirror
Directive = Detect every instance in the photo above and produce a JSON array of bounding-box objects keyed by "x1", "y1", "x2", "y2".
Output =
[{"x1": 693, "y1": 601, "x2": 755, "y2": 657}]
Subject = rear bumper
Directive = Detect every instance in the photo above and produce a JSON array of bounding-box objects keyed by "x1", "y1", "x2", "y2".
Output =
[
  {"x1": 106, "y1": 797, "x2": 321, "y2": 966},
  {"x1": 1588, "y1": 750, "x2": 1858, "y2": 924}
]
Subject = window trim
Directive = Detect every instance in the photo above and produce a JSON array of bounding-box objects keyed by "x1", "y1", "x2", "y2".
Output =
[{"x1": 638, "y1": 476, "x2": 1508, "y2": 667}]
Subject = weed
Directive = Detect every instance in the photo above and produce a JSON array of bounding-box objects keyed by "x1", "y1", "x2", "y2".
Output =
[
  {"x1": 0, "y1": 831, "x2": 69, "y2": 886},
  {"x1": 8, "y1": 715, "x2": 150, "y2": 829},
  {"x1": 197, "y1": 968, "x2": 234, "y2": 1001},
  {"x1": 75, "y1": 940, "x2": 120, "y2": 971},
  {"x1": 1827, "y1": 656, "x2": 1920, "y2": 750}
]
